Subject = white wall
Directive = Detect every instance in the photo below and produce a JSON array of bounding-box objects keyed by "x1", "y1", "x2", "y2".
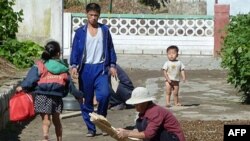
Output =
[
  {"x1": 12, "y1": 0, "x2": 63, "y2": 46},
  {"x1": 66, "y1": 15, "x2": 215, "y2": 56},
  {"x1": 207, "y1": 0, "x2": 250, "y2": 16}
]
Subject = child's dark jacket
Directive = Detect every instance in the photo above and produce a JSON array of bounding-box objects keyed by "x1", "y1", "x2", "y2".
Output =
[{"x1": 21, "y1": 59, "x2": 83, "y2": 98}]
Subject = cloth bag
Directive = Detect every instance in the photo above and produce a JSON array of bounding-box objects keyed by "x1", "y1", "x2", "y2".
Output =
[
  {"x1": 111, "y1": 75, "x2": 120, "y2": 93},
  {"x1": 9, "y1": 91, "x2": 35, "y2": 122}
]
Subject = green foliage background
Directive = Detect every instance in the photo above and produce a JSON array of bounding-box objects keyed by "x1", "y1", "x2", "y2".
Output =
[
  {"x1": 0, "y1": 0, "x2": 43, "y2": 69},
  {"x1": 0, "y1": 0, "x2": 23, "y2": 43},
  {"x1": 0, "y1": 39, "x2": 43, "y2": 68},
  {"x1": 221, "y1": 13, "x2": 250, "y2": 103}
]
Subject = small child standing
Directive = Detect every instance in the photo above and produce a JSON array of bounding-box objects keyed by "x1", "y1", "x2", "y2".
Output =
[
  {"x1": 162, "y1": 45, "x2": 186, "y2": 107},
  {"x1": 16, "y1": 40, "x2": 84, "y2": 141}
]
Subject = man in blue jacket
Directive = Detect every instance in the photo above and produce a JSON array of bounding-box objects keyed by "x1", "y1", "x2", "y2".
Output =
[{"x1": 70, "y1": 3, "x2": 117, "y2": 137}]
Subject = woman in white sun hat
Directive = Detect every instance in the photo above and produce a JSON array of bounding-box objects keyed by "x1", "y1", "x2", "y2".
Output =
[{"x1": 116, "y1": 87, "x2": 185, "y2": 141}]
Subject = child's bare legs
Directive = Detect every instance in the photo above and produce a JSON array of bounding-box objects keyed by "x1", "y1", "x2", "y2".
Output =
[
  {"x1": 41, "y1": 113, "x2": 51, "y2": 141},
  {"x1": 172, "y1": 81, "x2": 181, "y2": 106},
  {"x1": 165, "y1": 82, "x2": 172, "y2": 107},
  {"x1": 52, "y1": 112, "x2": 62, "y2": 141}
]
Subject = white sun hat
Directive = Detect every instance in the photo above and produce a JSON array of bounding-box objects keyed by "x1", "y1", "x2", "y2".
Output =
[{"x1": 126, "y1": 87, "x2": 155, "y2": 105}]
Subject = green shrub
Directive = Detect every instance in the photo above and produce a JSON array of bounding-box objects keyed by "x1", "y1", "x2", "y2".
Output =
[
  {"x1": 0, "y1": 0, "x2": 23, "y2": 43},
  {"x1": 0, "y1": 39, "x2": 43, "y2": 69},
  {"x1": 64, "y1": 0, "x2": 81, "y2": 9},
  {"x1": 221, "y1": 13, "x2": 250, "y2": 103}
]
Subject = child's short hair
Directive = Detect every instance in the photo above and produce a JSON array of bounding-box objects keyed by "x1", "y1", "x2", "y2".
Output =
[
  {"x1": 86, "y1": 3, "x2": 101, "y2": 13},
  {"x1": 166, "y1": 45, "x2": 179, "y2": 53}
]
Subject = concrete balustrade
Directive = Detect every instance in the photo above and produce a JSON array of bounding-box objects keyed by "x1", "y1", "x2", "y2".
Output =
[{"x1": 63, "y1": 13, "x2": 215, "y2": 57}]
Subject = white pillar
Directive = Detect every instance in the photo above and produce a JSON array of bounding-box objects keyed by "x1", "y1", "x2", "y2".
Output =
[
  {"x1": 50, "y1": 0, "x2": 63, "y2": 47},
  {"x1": 63, "y1": 13, "x2": 72, "y2": 58}
]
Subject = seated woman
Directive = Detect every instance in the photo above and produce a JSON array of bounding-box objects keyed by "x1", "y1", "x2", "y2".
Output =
[
  {"x1": 109, "y1": 64, "x2": 134, "y2": 110},
  {"x1": 93, "y1": 64, "x2": 134, "y2": 110},
  {"x1": 116, "y1": 87, "x2": 186, "y2": 141}
]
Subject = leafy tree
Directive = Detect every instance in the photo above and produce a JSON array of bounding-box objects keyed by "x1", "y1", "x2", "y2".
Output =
[
  {"x1": 0, "y1": 0, "x2": 23, "y2": 44},
  {"x1": 64, "y1": 0, "x2": 81, "y2": 9},
  {"x1": 221, "y1": 13, "x2": 250, "y2": 103},
  {"x1": 0, "y1": 0, "x2": 43, "y2": 69},
  {"x1": 138, "y1": 0, "x2": 170, "y2": 12}
]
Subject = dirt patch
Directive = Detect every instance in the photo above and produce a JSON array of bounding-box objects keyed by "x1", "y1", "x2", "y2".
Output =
[
  {"x1": 64, "y1": 0, "x2": 151, "y2": 13},
  {"x1": 0, "y1": 58, "x2": 19, "y2": 86},
  {"x1": 181, "y1": 120, "x2": 250, "y2": 141}
]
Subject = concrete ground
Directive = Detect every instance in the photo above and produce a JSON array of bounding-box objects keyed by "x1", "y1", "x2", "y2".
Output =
[
  {"x1": 1, "y1": 54, "x2": 250, "y2": 141},
  {"x1": 117, "y1": 55, "x2": 249, "y2": 121}
]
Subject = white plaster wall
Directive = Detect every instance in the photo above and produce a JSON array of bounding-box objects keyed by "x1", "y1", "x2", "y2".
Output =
[
  {"x1": 12, "y1": 0, "x2": 63, "y2": 46},
  {"x1": 113, "y1": 35, "x2": 214, "y2": 55},
  {"x1": 207, "y1": 0, "x2": 250, "y2": 16},
  {"x1": 51, "y1": 0, "x2": 63, "y2": 48}
]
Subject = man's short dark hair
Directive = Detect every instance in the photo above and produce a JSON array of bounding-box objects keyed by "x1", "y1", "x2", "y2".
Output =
[
  {"x1": 85, "y1": 3, "x2": 101, "y2": 13},
  {"x1": 166, "y1": 45, "x2": 179, "y2": 53}
]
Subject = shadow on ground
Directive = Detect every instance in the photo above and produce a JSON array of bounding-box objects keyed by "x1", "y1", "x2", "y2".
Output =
[{"x1": 0, "y1": 116, "x2": 36, "y2": 141}]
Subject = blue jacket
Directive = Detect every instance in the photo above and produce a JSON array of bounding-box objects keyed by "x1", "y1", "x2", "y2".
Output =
[
  {"x1": 21, "y1": 59, "x2": 83, "y2": 98},
  {"x1": 70, "y1": 23, "x2": 117, "y2": 71}
]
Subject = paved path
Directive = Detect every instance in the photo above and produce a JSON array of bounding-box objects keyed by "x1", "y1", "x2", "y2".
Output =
[
  {"x1": 117, "y1": 54, "x2": 222, "y2": 70},
  {"x1": 117, "y1": 54, "x2": 250, "y2": 121},
  {"x1": 6, "y1": 54, "x2": 250, "y2": 141}
]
